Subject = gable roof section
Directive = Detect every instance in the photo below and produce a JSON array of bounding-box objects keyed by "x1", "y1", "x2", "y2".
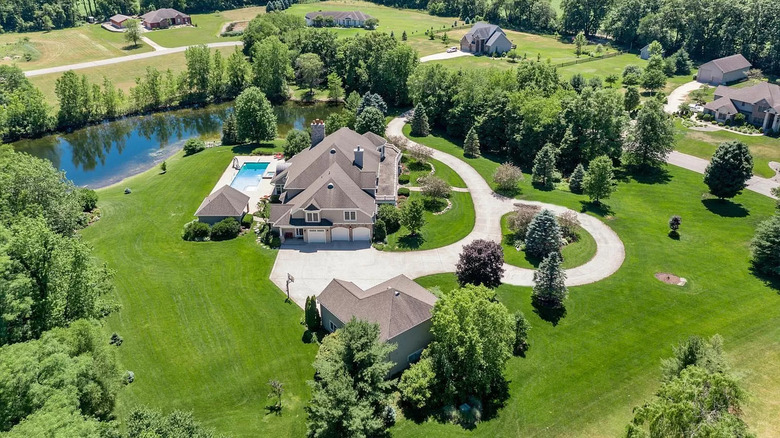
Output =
[
  {"x1": 304, "y1": 10, "x2": 374, "y2": 21},
  {"x1": 463, "y1": 22, "x2": 503, "y2": 44},
  {"x1": 110, "y1": 14, "x2": 131, "y2": 22},
  {"x1": 141, "y1": 8, "x2": 189, "y2": 23},
  {"x1": 710, "y1": 82, "x2": 780, "y2": 112},
  {"x1": 703, "y1": 96, "x2": 737, "y2": 114},
  {"x1": 703, "y1": 54, "x2": 751, "y2": 74},
  {"x1": 195, "y1": 185, "x2": 249, "y2": 217},
  {"x1": 318, "y1": 275, "x2": 437, "y2": 341}
]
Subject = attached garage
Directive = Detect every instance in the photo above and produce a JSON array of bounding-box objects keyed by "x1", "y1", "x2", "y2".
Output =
[
  {"x1": 353, "y1": 227, "x2": 371, "y2": 241},
  {"x1": 331, "y1": 227, "x2": 350, "y2": 241},
  {"x1": 307, "y1": 229, "x2": 326, "y2": 243}
]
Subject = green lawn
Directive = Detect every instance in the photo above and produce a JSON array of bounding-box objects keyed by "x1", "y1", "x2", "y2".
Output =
[
  {"x1": 143, "y1": 11, "x2": 244, "y2": 47},
  {"x1": 80, "y1": 147, "x2": 317, "y2": 437},
  {"x1": 408, "y1": 162, "x2": 779, "y2": 437},
  {"x1": 383, "y1": 191, "x2": 475, "y2": 251},
  {"x1": 403, "y1": 157, "x2": 466, "y2": 188},
  {"x1": 500, "y1": 212, "x2": 597, "y2": 269}
]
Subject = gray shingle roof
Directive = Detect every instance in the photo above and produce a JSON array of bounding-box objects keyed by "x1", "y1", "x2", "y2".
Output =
[
  {"x1": 318, "y1": 275, "x2": 437, "y2": 341},
  {"x1": 141, "y1": 8, "x2": 189, "y2": 24},
  {"x1": 709, "y1": 82, "x2": 780, "y2": 112},
  {"x1": 704, "y1": 54, "x2": 752, "y2": 74},
  {"x1": 463, "y1": 22, "x2": 504, "y2": 44},
  {"x1": 703, "y1": 96, "x2": 738, "y2": 114},
  {"x1": 110, "y1": 14, "x2": 131, "y2": 22},
  {"x1": 304, "y1": 10, "x2": 374, "y2": 21},
  {"x1": 195, "y1": 185, "x2": 249, "y2": 217}
]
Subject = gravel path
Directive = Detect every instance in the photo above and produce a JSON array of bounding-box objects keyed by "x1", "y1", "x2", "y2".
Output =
[{"x1": 270, "y1": 116, "x2": 626, "y2": 307}]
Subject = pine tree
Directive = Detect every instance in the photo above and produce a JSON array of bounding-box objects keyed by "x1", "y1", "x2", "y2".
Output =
[
  {"x1": 524, "y1": 209, "x2": 562, "y2": 259},
  {"x1": 532, "y1": 253, "x2": 568, "y2": 308},
  {"x1": 532, "y1": 143, "x2": 557, "y2": 188},
  {"x1": 402, "y1": 30, "x2": 407, "y2": 41},
  {"x1": 583, "y1": 155, "x2": 616, "y2": 204},
  {"x1": 305, "y1": 295, "x2": 321, "y2": 331},
  {"x1": 463, "y1": 126, "x2": 480, "y2": 157},
  {"x1": 703, "y1": 141, "x2": 754, "y2": 199},
  {"x1": 410, "y1": 103, "x2": 430, "y2": 137},
  {"x1": 221, "y1": 112, "x2": 239, "y2": 145},
  {"x1": 568, "y1": 163, "x2": 585, "y2": 194}
]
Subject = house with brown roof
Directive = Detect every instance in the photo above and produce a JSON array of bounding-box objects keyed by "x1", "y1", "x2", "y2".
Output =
[
  {"x1": 195, "y1": 185, "x2": 250, "y2": 225},
  {"x1": 318, "y1": 274, "x2": 437, "y2": 375},
  {"x1": 460, "y1": 22, "x2": 512, "y2": 55},
  {"x1": 697, "y1": 54, "x2": 752, "y2": 85},
  {"x1": 703, "y1": 82, "x2": 780, "y2": 132},
  {"x1": 141, "y1": 8, "x2": 191, "y2": 29},
  {"x1": 109, "y1": 14, "x2": 131, "y2": 28},
  {"x1": 269, "y1": 120, "x2": 400, "y2": 244},
  {"x1": 304, "y1": 10, "x2": 374, "y2": 28}
]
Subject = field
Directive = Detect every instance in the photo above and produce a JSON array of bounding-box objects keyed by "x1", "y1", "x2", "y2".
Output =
[
  {"x1": 0, "y1": 24, "x2": 152, "y2": 71},
  {"x1": 142, "y1": 9, "x2": 256, "y2": 47}
]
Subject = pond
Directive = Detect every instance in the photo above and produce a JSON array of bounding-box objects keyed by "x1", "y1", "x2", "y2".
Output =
[{"x1": 11, "y1": 102, "x2": 343, "y2": 188}]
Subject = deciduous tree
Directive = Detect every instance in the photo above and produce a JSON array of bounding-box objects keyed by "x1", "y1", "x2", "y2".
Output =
[
  {"x1": 354, "y1": 106, "x2": 385, "y2": 135},
  {"x1": 623, "y1": 99, "x2": 675, "y2": 168},
  {"x1": 284, "y1": 129, "x2": 310, "y2": 157},
  {"x1": 456, "y1": 239, "x2": 505, "y2": 288},
  {"x1": 234, "y1": 87, "x2": 277, "y2": 143},
  {"x1": 583, "y1": 155, "x2": 616, "y2": 204},
  {"x1": 124, "y1": 19, "x2": 141, "y2": 47},
  {"x1": 296, "y1": 53, "x2": 324, "y2": 94},
  {"x1": 401, "y1": 198, "x2": 425, "y2": 235}
]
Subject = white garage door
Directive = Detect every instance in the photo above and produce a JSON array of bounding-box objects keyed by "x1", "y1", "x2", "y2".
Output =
[
  {"x1": 307, "y1": 229, "x2": 326, "y2": 243},
  {"x1": 353, "y1": 227, "x2": 371, "y2": 241},
  {"x1": 331, "y1": 227, "x2": 349, "y2": 241}
]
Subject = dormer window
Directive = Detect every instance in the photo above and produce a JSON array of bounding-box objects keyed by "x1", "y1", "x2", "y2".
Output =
[
  {"x1": 344, "y1": 211, "x2": 356, "y2": 221},
  {"x1": 306, "y1": 211, "x2": 320, "y2": 223}
]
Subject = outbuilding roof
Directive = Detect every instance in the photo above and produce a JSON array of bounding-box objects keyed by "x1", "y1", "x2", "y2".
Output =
[
  {"x1": 195, "y1": 185, "x2": 249, "y2": 217},
  {"x1": 702, "y1": 54, "x2": 752, "y2": 74},
  {"x1": 110, "y1": 14, "x2": 131, "y2": 22}
]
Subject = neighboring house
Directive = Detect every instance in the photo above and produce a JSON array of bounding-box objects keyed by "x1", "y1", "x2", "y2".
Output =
[
  {"x1": 304, "y1": 11, "x2": 374, "y2": 27},
  {"x1": 640, "y1": 44, "x2": 650, "y2": 60},
  {"x1": 318, "y1": 274, "x2": 437, "y2": 375},
  {"x1": 696, "y1": 54, "x2": 751, "y2": 85},
  {"x1": 141, "y1": 8, "x2": 191, "y2": 29},
  {"x1": 195, "y1": 185, "x2": 250, "y2": 225},
  {"x1": 460, "y1": 22, "x2": 512, "y2": 55},
  {"x1": 270, "y1": 120, "x2": 400, "y2": 243},
  {"x1": 109, "y1": 14, "x2": 131, "y2": 28},
  {"x1": 703, "y1": 82, "x2": 780, "y2": 132}
]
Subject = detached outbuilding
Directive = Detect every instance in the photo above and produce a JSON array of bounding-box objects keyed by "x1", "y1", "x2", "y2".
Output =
[
  {"x1": 195, "y1": 185, "x2": 249, "y2": 225},
  {"x1": 696, "y1": 54, "x2": 751, "y2": 85},
  {"x1": 110, "y1": 14, "x2": 131, "y2": 28}
]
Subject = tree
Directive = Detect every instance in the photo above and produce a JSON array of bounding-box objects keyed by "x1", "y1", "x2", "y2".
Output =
[
  {"x1": 398, "y1": 357, "x2": 435, "y2": 411},
  {"x1": 703, "y1": 141, "x2": 754, "y2": 199},
  {"x1": 532, "y1": 252, "x2": 568, "y2": 308},
  {"x1": 55, "y1": 70, "x2": 88, "y2": 128},
  {"x1": 183, "y1": 138, "x2": 205, "y2": 156},
  {"x1": 410, "y1": 103, "x2": 430, "y2": 137},
  {"x1": 284, "y1": 129, "x2": 310, "y2": 157},
  {"x1": 573, "y1": 31, "x2": 586, "y2": 56},
  {"x1": 305, "y1": 319, "x2": 395, "y2": 438},
  {"x1": 268, "y1": 380, "x2": 284, "y2": 411},
  {"x1": 605, "y1": 73, "x2": 618, "y2": 87},
  {"x1": 456, "y1": 239, "x2": 505, "y2": 288},
  {"x1": 642, "y1": 56, "x2": 667, "y2": 93},
  {"x1": 750, "y1": 213, "x2": 780, "y2": 278},
  {"x1": 463, "y1": 126, "x2": 480, "y2": 157},
  {"x1": 624, "y1": 86, "x2": 640, "y2": 113},
  {"x1": 296, "y1": 53, "x2": 324, "y2": 94},
  {"x1": 560, "y1": 0, "x2": 611, "y2": 37},
  {"x1": 185, "y1": 45, "x2": 212, "y2": 102},
  {"x1": 354, "y1": 106, "x2": 385, "y2": 135},
  {"x1": 225, "y1": 47, "x2": 250, "y2": 99},
  {"x1": 622, "y1": 64, "x2": 642, "y2": 86},
  {"x1": 668, "y1": 215, "x2": 681, "y2": 238},
  {"x1": 363, "y1": 17, "x2": 379, "y2": 30},
  {"x1": 304, "y1": 295, "x2": 321, "y2": 331},
  {"x1": 507, "y1": 204, "x2": 541, "y2": 239},
  {"x1": 513, "y1": 311, "x2": 531, "y2": 355},
  {"x1": 623, "y1": 99, "x2": 675, "y2": 168},
  {"x1": 647, "y1": 40, "x2": 663, "y2": 57},
  {"x1": 401, "y1": 30, "x2": 407, "y2": 41},
  {"x1": 356, "y1": 92, "x2": 387, "y2": 116},
  {"x1": 401, "y1": 199, "x2": 425, "y2": 235},
  {"x1": 582, "y1": 155, "x2": 616, "y2": 204},
  {"x1": 252, "y1": 36, "x2": 292, "y2": 102},
  {"x1": 326, "y1": 72, "x2": 344, "y2": 102},
  {"x1": 378, "y1": 204, "x2": 401, "y2": 233},
  {"x1": 568, "y1": 163, "x2": 585, "y2": 194},
  {"x1": 660, "y1": 335, "x2": 728, "y2": 381},
  {"x1": 493, "y1": 163, "x2": 524, "y2": 192},
  {"x1": 420, "y1": 176, "x2": 450, "y2": 199},
  {"x1": 234, "y1": 87, "x2": 277, "y2": 143},
  {"x1": 525, "y1": 209, "x2": 563, "y2": 259},
  {"x1": 407, "y1": 144, "x2": 432, "y2": 164},
  {"x1": 532, "y1": 143, "x2": 557, "y2": 188},
  {"x1": 160, "y1": 161, "x2": 167, "y2": 173},
  {"x1": 221, "y1": 112, "x2": 239, "y2": 145},
  {"x1": 124, "y1": 19, "x2": 141, "y2": 47}
]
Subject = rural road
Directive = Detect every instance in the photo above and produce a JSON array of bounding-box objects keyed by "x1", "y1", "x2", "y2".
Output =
[
  {"x1": 270, "y1": 115, "x2": 626, "y2": 307},
  {"x1": 23, "y1": 41, "x2": 243, "y2": 77}
]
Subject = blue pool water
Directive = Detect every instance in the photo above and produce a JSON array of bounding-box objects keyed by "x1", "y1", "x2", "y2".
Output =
[{"x1": 231, "y1": 162, "x2": 270, "y2": 191}]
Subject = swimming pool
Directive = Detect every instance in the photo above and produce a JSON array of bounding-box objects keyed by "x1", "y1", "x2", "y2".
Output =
[{"x1": 230, "y1": 162, "x2": 270, "y2": 192}]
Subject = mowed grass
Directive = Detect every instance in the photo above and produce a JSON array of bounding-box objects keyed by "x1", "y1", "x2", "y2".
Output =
[
  {"x1": 406, "y1": 163, "x2": 779, "y2": 437},
  {"x1": 383, "y1": 191, "x2": 475, "y2": 251},
  {"x1": 80, "y1": 147, "x2": 317, "y2": 437},
  {"x1": 500, "y1": 212, "x2": 597, "y2": 269},
  {"x1": 404, "y1": 157, "x2": 467, "y2": 188},
  {"x1": 0, "y1": 24, "x2": 152, "y2": 71},
  {"x1": 143, "y1": 9, "x2": 255, "y2": 47}
]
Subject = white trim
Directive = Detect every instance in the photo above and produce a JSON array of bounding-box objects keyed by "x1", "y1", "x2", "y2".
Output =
[
  {"x1": 305, "y1": 211, "x2": 320, "y2": 223},
  {"x1": 344, "y1": 211, "x2": 357, "y2": 221}
]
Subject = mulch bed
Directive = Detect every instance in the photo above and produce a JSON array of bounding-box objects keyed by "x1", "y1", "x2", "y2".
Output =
[{"x1": 655, "y1": 272, "x2": 681, "y2": 285}]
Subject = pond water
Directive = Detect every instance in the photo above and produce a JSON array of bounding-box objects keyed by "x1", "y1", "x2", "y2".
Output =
[{"x1": 11, "y1": 102, "x2": 342, "y2": 188}]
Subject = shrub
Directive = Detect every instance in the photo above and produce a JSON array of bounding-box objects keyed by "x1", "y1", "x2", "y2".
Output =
[
  {"x1": 513, "y1": 312, "x2": 530, "y2": 355},
  {"x1": 397, "y1": 187, "x2": 410, "y2": 197},
  {"x1": 270, "y1": 236, "x2": 281, "y2": 248},
  {"x1": 210, "y1": 217, "x2": 241, "y2": 241},
  {"x1": 493, "y1": 163, "x2": 524, "y2": 192},
  {"x1": 734, "y1": 113, "x2": 746, "y2": 126},
  {"x1": 407, "y1": 143, "x2": 432, "y2": 163},
  {"x1": 703, "y1": 114, "x2": 713, "y2": 122},
  {"x1": 557, "y1": 210, "x2": 580, "y2": 243},
  {"x1": 507, "y1": 204, "x2": 541, "y2": 240},
  {"x1": 525, "y1": 209, "x2": 563, "y2": 259},
  {"x1": 378, "y1": 204, "x2": 401, "y2": 232},
  {"x1": 284, "y1": 129, "x2": 310, "y2": 157},
  {"x1": 77, "y1": 187, "x2": 98, "y2": 212},
  {"x1": 182, "y1": 220, "x2": 210, "y2": 241},
  {"x1": 373, "y1": 218, "x2": 387, "y2": 242},
  {"x1": 241, "y1": 213, "x2": 254, "y2": 228},
  {"x1": 750, "y1": 213, "x2": 780, "y2": 277},
  {"x1": 456, "y1": 239, "x2": 505, "y2": 288},
  {"x1": 304, "y1": 295, "x2": 321, "y2": 331},
  {"x1": 183, "y1": 138, "x2": 206, "y2": 156},
  {"x1": 398, "y1": 174, "x2": 410, "y2": 185},
  {"x1": 398, "y1": 357, "x2": 436, "y2": 410},
  {"x1": 669, "y1": 215, "x2": 681, "y2": 237}
]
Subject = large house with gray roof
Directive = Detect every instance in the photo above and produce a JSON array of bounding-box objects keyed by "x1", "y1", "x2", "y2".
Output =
[
  {"x1": 269, "y1": 120, "x2": 400, "y2": 243},
  {"x1": 304, "y1": 10, "x2": 374, "y2": 27},
  {"x1": 318, "y1": 274, "x2": 437, "y2": 375},
  {"x1": 460, "y1": 22, "x2": 512, "y2": 55},
  {"x1": 703, "y1": 82, "x2": 780, "y2": 133},
  {"x1": 696, "y1": 54, "x2": 751, "y2": 85}
]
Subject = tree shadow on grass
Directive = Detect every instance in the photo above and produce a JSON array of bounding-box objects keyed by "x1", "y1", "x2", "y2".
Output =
[
  {"x1": 531, "y1": 181, "x2": 555, "y2": 191},
  {"x1": 623, "y1": 166, "x2": 672, "y2": 185},
  {"x1": 231, "y1": 142, "x2": 278, "y2": 155},
  {"x1": 579, "y1": 200, "x2": 614, "y2": 217},
  {"x1": 397, "y1": 233, "x2": 425, "y2": 249},
  {"x1": 423, "y1": 198, "x2": 447, "y2": 213},
  {"x1": 264, "y1": 404, "x2": 282, "y2": 416},
  {"x1": 701, "y1": 198, "x2": 749, "y2": 218},
  {"x1": 749, "y1": 267, "x2": 780, "y2": 293},
  {"x1": 532, "y1": 297, "x2": 567, "y2": 326},
  {"x1": 495, "y1": 187, "x2": 521, "y2": 198}
]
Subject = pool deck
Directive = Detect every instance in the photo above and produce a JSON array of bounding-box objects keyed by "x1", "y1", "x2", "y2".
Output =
[{"x1": 209, "y1": 155, "x2": 282, "y2": 213}]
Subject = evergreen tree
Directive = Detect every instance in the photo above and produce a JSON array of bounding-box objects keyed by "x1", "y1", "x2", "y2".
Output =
[
  {"x1": 463, "y1": 126, "x2": 480, "y2": 157},
  {"x1": 355, "y1": 107, "x2": 386, "y2": 135},
  {"x1": 568, "y1": 163, "x2": 585, "y2": 194},
  {"x1": 750, "y1": 213, "x2": 780, "y2": 278},
  {"x1": 221, "y1": 112, "x2": 239, "y2": 145},
  {"x1": 356, "y1": 92, "x2": 387, "y2": 116},
  {"x1": 583, "y1": 155, "x2": 616, "y2": 204},
  {"x1": 304, "y1": 295, "x2": 321, "y2": 331},
  {"x1": 623, "y1": 99, "x2": 675, "y2": 168},
  {"x1": 401, "y1": 199, "x2": 425, "y2": 235},
  {"x1": 402, "y1": 30, "x2": 407, "y2": 41},
  {"x1": 525, "y1": 209, "x2": 563, "y2": 259},
  {"x1": 532, "y1": 252, "x2": 568, "y2": 308},
  {"x1": 532, "y1": 143, "x2": 557, "y2": 188},
  {"x1": 513, "y1": 311, "x2": 531, "y2": 355},
  {"x1": 410, "y1": 103, "x2": 430, "y2": 137},
  {"x1": 703, "y1": 140, "x2": 754, "y2": 199}
]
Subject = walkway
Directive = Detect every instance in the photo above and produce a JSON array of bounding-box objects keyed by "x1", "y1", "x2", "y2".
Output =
[
  {"x1": 420, "y1": 50, "x2": 473, "y2": 63},
  {"x1": 270, "y1": 116, "x2": 626, "y2": 307},
  {"x1": 24, "y1": 41, "x2": 242, "y2": 77},
  {"x1": 140, "y1": 36, "x2": 166, "y2": 51}
]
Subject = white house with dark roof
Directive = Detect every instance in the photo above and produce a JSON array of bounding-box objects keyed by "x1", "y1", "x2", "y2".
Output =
[
  {"x1": 269, "y1": 120, "x2": 400, "y2": 243},
  {"x1": 304, "y1": 10, "x2": 374, "y2": 27},
  {"x1": 318, "y1": 274, "x2": 437, "y2": 375},
  {"x1": 460, "y1": 22, "x2": 512, "y2": 55},
  {"x1": 697, "y1": 54, "x2": 752, "y2": 85},
  {"x1": 703, "y1": 82, "x2": 780, "y2": 132}
]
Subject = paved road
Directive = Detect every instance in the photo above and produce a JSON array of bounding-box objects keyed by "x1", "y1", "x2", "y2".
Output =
[
  {"x1": 270, "y1": 116, "x2": 626, "y2": 307},
  {"x1": 420, "y1": 50, "x2": 473, "y2": 63},
  {"x1": 24, "y1": 41, "x2": 242, "y2": 77}
]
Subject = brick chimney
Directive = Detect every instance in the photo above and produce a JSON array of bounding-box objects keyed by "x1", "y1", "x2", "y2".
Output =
[
  {"x1": 311, "y1": 119, "x2": 325, "y2": 148},
  {"x1": 353, "y1": 146, "x2": 363, "y2": 169}
]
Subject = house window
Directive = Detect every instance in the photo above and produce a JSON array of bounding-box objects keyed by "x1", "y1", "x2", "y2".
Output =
[
  {"x1": 275, "y1": 184, "x2": 283, "y2": 195},
  {"x1": 329, "y1": 321, "x2": 337, "y2": 331},
  {"x1": 344, "y1": 211, "x2": 356, "y2": 221},
  {"x1": 408, "y1": 349, "x2": 424, "y2": 365},
  {"x1": 306, "y1": 212, "x2": 319, "y2": 223}
]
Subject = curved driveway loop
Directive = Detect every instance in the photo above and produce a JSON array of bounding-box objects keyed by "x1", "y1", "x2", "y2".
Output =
[{"x1": 270, "y1": 117, "x2": 626, "y2": 306}]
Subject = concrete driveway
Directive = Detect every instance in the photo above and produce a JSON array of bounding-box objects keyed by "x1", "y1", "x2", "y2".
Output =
[
  {"x1": 420, "y1": 50, "x2": 473, "y2": 63},
  {"x1": 664, "y1": 80, "x2": 702, "y2": 114},
  {"x1": 270, "y1": 116, "x2": 626, "y2": 307}
]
